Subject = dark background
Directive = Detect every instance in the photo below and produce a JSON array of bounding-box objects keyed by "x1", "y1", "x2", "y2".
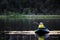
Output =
[
  {"x1": 0, "y1": 0, "x2": 60, "y2": 15},
  {"x1": 0, "y1": 19, "x2": 60, "y2": 31},
  {"x1": 0, "y1": 0, "x2": 60, "y2": 40}
]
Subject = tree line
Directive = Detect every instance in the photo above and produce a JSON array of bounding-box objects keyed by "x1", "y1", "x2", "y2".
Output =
[{"x1": 0, "y1": 0, "x2": 60, "y2": 15}]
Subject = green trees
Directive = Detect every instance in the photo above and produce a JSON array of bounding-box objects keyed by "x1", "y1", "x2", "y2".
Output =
[{"x1": 0, "y1": 0, "x2": 60, "y2": 15}]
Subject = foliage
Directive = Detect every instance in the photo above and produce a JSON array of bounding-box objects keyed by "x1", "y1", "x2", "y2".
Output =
[{"x1": 0, "y1": 0, "x2": 60, "y2": 15}]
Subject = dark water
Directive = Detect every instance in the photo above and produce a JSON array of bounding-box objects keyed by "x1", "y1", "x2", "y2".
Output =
[
  {"x1": 0, "y1": 34, "x2": 60, "y2": 40},
  {"x1": 0, "y1": 19, "x2": 60, "y2": 40},
  {"x1": 0, "y1": 19, "x2": 60, "y2": 31}
]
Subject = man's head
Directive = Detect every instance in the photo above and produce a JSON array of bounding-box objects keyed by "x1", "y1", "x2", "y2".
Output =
[{"x1": 38, "y1": 22, "x2": 45, "y2": 28}]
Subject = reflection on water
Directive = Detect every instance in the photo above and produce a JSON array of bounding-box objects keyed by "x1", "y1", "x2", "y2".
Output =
[
  {"x1": 0, "y1": 17, "x2": 60, "y2": 40},
  {"x1": 0, "y1": 19, "x2": 60, "y2": 31},
  {"x1": 6, "y1": 34, "x2": 36, "y2": 40},
  {"x1": 0, "y1": 33, "x2": 60, "y2": 40}
]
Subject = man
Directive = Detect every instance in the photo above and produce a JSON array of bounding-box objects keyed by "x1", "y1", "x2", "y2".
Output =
[{"x1": 35, "y1": 22, "x2": 49, "y2": 40}]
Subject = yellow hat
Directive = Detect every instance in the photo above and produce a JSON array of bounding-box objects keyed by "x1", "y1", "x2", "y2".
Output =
[{"x1": 38, "y1": 22, "x2": 45, "y2": 28}]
